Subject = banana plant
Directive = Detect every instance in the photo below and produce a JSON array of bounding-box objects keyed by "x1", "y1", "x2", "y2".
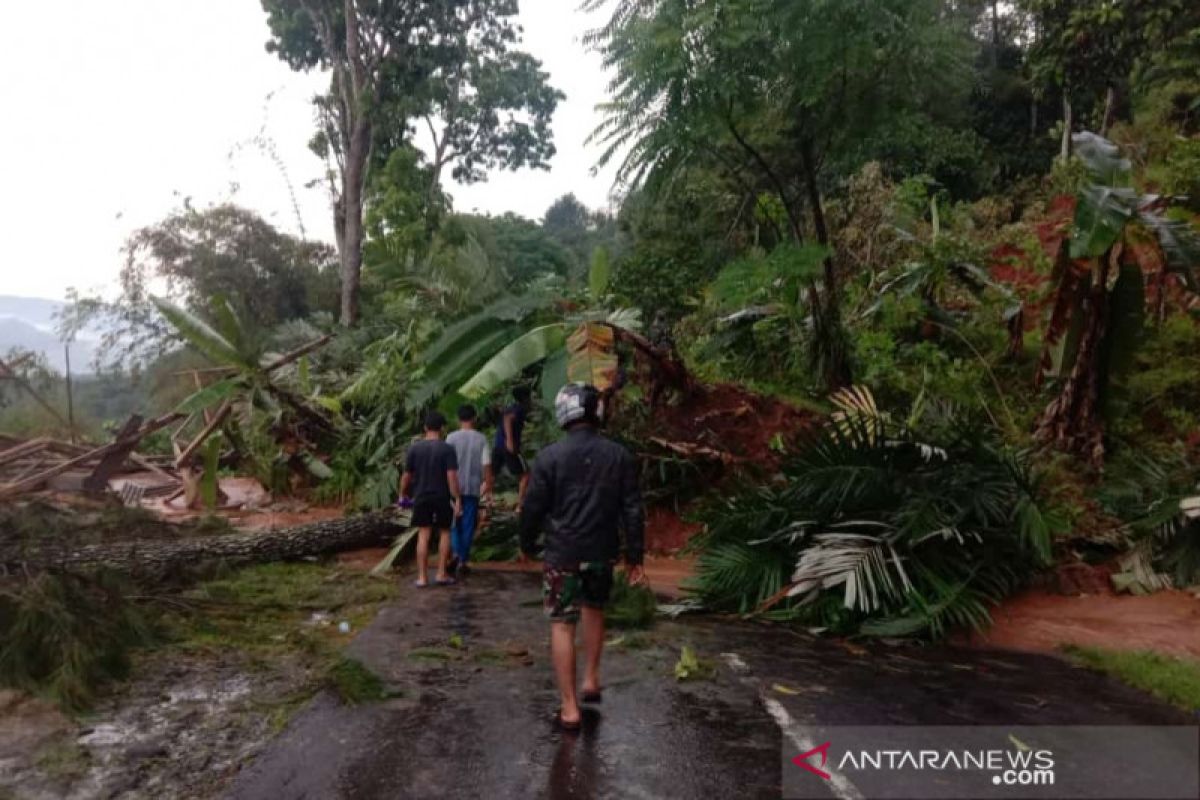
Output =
[
  {"x1": 153, "y1": 295, "x2": 336, "y2": 488},
  {"x1": 455, "y1": 249, "x2": 670, "y2": 401},
  {"x1": 411, "y1": 248, "x2": 680, "y2": 410},
  {"x1": 1033, "y1": 132, "x2": 1200, "y2": 466}
]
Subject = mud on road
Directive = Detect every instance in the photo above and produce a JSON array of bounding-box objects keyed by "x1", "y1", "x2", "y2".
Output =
[{"x1": 226, "y1": 572, "x2": 1191, "y2": 800}]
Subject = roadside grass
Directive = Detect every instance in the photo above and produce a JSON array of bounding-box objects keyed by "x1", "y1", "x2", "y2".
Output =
[
  {"x1": 162, "y1": 562, "x2": 396, "y2": 657},
  {"x1": 1062, "y1": 645, "x2": 1200, "y2": 711},
  {"x1": 326, "y1": 656, "x2": 390, "y2": 705},
  {"x1": 152, "y1": 562, "x2": 399, "y2": 712}
]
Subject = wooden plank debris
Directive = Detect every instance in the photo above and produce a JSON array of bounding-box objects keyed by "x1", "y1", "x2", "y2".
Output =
[{"x1": 0, "y1": 412, "x2": 184, "y2": 500}]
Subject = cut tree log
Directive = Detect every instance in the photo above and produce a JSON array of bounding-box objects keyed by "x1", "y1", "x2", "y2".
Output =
[{"x1": 1, "y1": 509, "x2": 406, "y2": 581}]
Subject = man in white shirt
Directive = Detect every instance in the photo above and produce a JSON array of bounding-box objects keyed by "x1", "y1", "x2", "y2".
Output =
[{"x1": 446, "y1": 404, "x2": 493, "y2": 577}]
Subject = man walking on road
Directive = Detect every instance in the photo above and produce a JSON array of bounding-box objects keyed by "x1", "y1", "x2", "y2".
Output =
[
  {"x1": 446, "y1": 404, "x2": 493, "y2": 577},
  {"x1": 399, "y1": 411, "x2": 463, "y2": 587},
  {"x1": 520, "y1": 383, "x2": 645, "y2": 731}
]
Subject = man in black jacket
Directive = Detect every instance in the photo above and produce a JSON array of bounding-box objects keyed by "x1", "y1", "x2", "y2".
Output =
[{"x1": 520, "y1": 382, "x2": 645, "y2": 731}]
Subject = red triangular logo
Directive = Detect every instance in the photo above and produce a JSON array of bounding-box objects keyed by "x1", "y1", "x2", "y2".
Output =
[{"x1": 792, "y1": 741, "x2": 832, "y2": 780}]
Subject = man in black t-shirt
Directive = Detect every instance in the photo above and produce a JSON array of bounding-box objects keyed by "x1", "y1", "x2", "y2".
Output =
[{"x1": 400, "y1": 411, "x2": 463, "y2": 587}]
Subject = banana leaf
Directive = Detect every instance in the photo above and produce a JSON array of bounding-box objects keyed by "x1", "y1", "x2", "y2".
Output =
[
  {"x1": 152, "y1": 296, "x2": 252, "y2": 370},
  {"x1": 1139, "y1": 212, "x2": 1200, "y2": 290},
  {"x1": 1073, "y1": 131, "x2": 1133, "y2": 186},
  {"x1": 408, "y1": 325, "x2": 518, "y2": 410},
  {"x1": 459, "y1": 324, "x2": 567, "y2": 398},
  {"x1": 1070, "y1": 184, "x2": 1137, "y2": 259},
  {"x1": 177, "y1": 377, "x2": 241, "y2": 414},
  {"x1": 589, "y1": 247, "x2": 611, "y2": 303},
  {"x1": 567, "y1": 322, "x2": 618, "y2": 391},
  {"x1": 540, "y1": 348, "x2": 570, "y2": 410},
  {"x1": 371, "y1": 524, "x2": 417, "y2": 576}
]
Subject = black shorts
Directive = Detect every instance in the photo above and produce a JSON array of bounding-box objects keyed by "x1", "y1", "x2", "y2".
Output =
[
  {"x1": 498, "y1": 450, "x2": 528, "y2": 476},
  {"x1": 412, "y1": 498, "x2": 454, "y2": 529}
]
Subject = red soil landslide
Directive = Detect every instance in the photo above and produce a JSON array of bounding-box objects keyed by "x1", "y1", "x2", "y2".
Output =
[
  {"x1": 967, "y1": 588, "x2": 1200, "y2": 661},
  {"x1": 655, "y1": 382, "x2": 816, "y2": 468},
  {"x1": 645, "y1": 506, "x2": 701, "y2": 553}
]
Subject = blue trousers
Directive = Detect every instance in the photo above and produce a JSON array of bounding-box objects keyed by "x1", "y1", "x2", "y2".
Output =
[{"x1": 451, "y1": 496, "x2": 480, "y2": 563}]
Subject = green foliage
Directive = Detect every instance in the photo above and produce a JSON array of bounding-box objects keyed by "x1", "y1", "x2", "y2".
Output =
[
  {"x1": 168, "y1": 562, "x2": 396, "y2": 655},
  {"x1": 0, "y1": 571, "x2": 153, "y2": 711},
  {"x1": 1064, "y1": 645, "x2": 1200, "y2": 711},
  {"x1": 326, "y1": 657, "x2": 389, "y2": 705},
  {"x1": 459, "y1": 324, "x2": 567, "y2": 399},
  {"x1": 1110, "y1": 314, "x2": 1200, "y2": 442},
  {"x1": 588, "y1": 247, "x2": 611, "y2": 303},
  {"x1": 63, "y1": 204, "x2": 336, "y2": 370},
  {"x1": 606, "y1": 573, "x2": 657, "y2": 630},
  {"x1": 711, "y1": 245, "x2": 827, "y2": 309},
  {"x1": 687, "y1": 389, "x2": 1062, "y2": 638},
  {"x1": 673, "y1": 645, "x2": 715, "y2": 681},
  {"x1": 1096, "y1": 447, "x2": 1200, "y2": 590}
]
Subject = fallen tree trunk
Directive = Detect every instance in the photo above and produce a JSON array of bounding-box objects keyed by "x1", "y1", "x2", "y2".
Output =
[{"x1": 2, "y1": 509, "x2": 407, "y2": 581}]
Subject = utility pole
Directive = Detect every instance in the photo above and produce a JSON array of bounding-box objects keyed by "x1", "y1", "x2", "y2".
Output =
[{"x1": 65, "y1": 344, "x2": 77, "y2": 444}]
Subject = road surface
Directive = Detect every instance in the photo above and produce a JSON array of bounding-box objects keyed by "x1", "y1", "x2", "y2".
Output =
[{"x1": 226, "y1": 572, "x2": 1192, "y2": 799}]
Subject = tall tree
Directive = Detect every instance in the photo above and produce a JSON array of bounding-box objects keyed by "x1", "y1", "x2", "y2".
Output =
[
  {"x1": 262, "y1": 0, "x2": 560, "y2": 326},
  {"x1": 416, "y1": 36, "x2": 563, "y2": 214},
  {"x1": 1024, "y1": 0, "x2": 1195, "y2": 146},
  {"x1": 587, "y1": 0, "x2": 974, "y2": 388},
  {"x1": 62, "y1": 204, "x2": 337, "y2": 369}
]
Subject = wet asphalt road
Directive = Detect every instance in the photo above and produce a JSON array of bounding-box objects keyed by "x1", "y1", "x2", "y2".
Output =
[{"x1": 224, "y1": 572, "x2": 1193, "y2": 800}]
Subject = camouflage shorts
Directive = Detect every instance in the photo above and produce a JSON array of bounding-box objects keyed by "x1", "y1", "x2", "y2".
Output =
[{"x1": 542, "y1": 561, "x2": 614, "y2": 623}]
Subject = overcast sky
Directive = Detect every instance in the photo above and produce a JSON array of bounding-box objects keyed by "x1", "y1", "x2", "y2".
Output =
[{"x1": 0, "y1": 0, "x2": 616, "y2": 302}]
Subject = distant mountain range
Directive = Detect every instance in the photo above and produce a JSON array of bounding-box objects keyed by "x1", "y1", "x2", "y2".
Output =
[{"x1": 0, "y1": 295, "x2": 97, "y2": 374}]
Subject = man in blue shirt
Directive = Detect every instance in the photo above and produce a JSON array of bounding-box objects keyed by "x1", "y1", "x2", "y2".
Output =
[{"x1": 494, "y1": 385, "x2": 533, "y2": 509}]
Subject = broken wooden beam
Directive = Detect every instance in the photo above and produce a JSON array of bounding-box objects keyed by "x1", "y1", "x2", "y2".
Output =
[
  {"x1": 83, "y1": 415, "x2": 143, "y2": 491},
  {"x1": 167, "y1": 334, "x2": 333, "y2": 379},
  {"x1": 0, "y1": 437, "x2": 50, "y2": 467},
  {"x1": 173, "y1": 401, "x2": 232, "y2": 468},
  {"x1": 0, "y1": 412, "x2": 184, "y2": 500}
]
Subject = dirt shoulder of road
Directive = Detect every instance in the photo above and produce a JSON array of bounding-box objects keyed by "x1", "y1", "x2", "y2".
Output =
[{"x1": 967, "y1": 588, "x2": 1200, "y2": 660}]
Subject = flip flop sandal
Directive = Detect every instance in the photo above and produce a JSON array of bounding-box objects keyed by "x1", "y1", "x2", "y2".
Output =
[
  {"x1": 435, "y1": 577, "x2": 457, "y2": 586},
  {"x1": 553, "y1": 710, "x2": 582, "y2": 732},
  {"x1": 413, "y1": 580, "x2": 429, "y2": 589},
  {"x1": 581, "y1": 690, "x2": 603, "y2": 704}
]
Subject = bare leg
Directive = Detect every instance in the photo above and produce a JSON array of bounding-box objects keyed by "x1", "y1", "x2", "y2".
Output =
[
  {"x1": 581, "y1": 606, "x2": 605, "y2": 694},
  {"x1": 436, "y1": 529, "x2": 452, "y2": 581},
  {"x1": 550, "y1": 621, "x2": 580, "y2": 725},
  {"x1": 415, "y1": 527, "x2": 432, "y2": 585}
]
